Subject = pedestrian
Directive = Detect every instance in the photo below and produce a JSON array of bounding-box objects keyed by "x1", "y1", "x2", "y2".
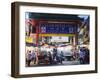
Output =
[
  {"x1": 60, "y1": 51, "x2": 64, "y2": 61},
  {"x1": 79, "y1": 48, "x2": 85, "y2": 64},
  {"x1": 31, "y1": 50, "x2": 36, "y2": 64},
  {"x1": 48, "y1": 52, "x2": 53, "y2": 64},
  {"x1": 53, "y1": 48, "x2": 57, "y2": 61},
  {"x1": 27, "y1": 51, "x2": 32, "y2": 66},
  {"x1": 84, "y1": 48, "x2": 89, "y2": 64}
]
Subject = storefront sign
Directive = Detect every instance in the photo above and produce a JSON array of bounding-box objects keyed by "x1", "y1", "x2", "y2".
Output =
[
  {"x1": 26, "y1": 37, "x2": 33, "y2": 43},
  {"x1": 39, "y1": 23, "x2": 77, "y2": 33}
]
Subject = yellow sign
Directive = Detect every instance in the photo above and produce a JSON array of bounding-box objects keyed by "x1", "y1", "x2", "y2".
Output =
[
  {"x1": 26, "y1": 37, "x2": 33, "y2": 43},
  {"x1": 39, "y1": 34, "x2": 75, "y2": 37}
]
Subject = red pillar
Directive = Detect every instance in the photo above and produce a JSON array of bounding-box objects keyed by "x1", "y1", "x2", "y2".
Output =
[
  {"x1": 31, "y1": 19, "x2": 39, "y2": 64},
  {"x1": 35, "y1": 24, "x2": 39, "y2": 64},
  {"x1": 36, "y1": 26, "x2": 38, "y2": 47}
]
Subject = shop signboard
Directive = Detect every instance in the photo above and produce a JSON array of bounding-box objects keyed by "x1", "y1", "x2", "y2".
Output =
[{"x1": 39, "y1": 23, "x2": 77, "y2": 34}]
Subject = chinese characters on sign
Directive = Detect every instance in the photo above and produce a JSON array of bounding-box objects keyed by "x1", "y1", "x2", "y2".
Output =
[{"x1": 39, "y1": 23, "x2": 77, "y2": 34}]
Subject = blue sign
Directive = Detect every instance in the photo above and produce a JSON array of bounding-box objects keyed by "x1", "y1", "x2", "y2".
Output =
[{"x1": 39, "y1": 23, "x2": 77, "y2": 34}]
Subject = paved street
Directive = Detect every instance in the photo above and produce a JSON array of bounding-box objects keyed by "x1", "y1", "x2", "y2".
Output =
[
  {"x1": 61, "y1": 60, "x2": 80, "y2": 65},
  {"x1": 28, "y1": 60, "x2": 80, "y2": 67}
]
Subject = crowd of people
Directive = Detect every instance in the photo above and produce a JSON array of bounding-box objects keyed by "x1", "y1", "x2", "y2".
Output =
[
  {"x1": 26, "y1": 46, "x2": 89, "y2": 67},
  {"x1": 26, "y1": 48, "x2": 65, "y2": 66}
]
